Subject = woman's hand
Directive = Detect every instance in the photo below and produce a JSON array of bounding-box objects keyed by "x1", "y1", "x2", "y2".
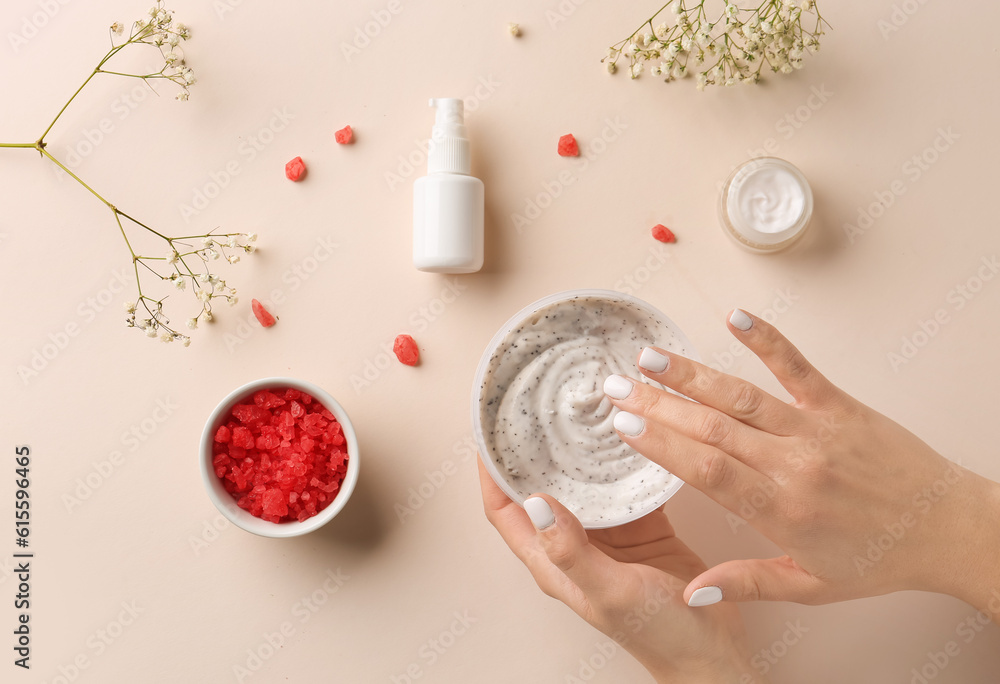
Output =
[
  {"x1": 478, "y1": 460, "x2": 763, "y2": 684},
  {"x1": 603, "y1": 309, "x2": 1000, "y2": 613}
]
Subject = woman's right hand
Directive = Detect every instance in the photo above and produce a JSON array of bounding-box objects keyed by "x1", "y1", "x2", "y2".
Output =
[{"x1": 603, "y1": 309, "x2": 1000, "y2": 614}]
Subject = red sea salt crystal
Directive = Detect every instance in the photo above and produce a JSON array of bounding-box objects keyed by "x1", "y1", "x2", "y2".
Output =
[
  {"x1": 334, "y1": 125, "x2": 353, "y2": 144},
  {"x1": 651, "y1": 224, "x2": 676, "y2": 243},
  {"x1": 393, "y1": 334, "x2": 420, "y2": 366},
  {"x1": 252, "y1": 299, "x2": 277, "y2": 328},
  {"x1": 557, "y1": 134, "x2": 579, "y2": 157},
  {"x1": 212, "y1": 389, "x2": 350, "y2": 524},
  {"x1": 285, "y1": 156, "x2": 307, "y2": 181}
]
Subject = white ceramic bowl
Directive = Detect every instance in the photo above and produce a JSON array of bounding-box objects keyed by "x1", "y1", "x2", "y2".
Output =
[
  {"x1": 472, "y1": 289, "x2": 699, "y2": 529},
  {"x1": 200, "y1": 377, "x2": 359, "y2": 538}
]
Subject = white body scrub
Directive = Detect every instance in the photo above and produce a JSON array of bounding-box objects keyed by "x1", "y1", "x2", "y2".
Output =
[
  {"x1": 473, "y1": 290, "x2": 696, "y2": 528},
  {"x1": 719, "y1": 157, "x2": 813, "y2": 252}
]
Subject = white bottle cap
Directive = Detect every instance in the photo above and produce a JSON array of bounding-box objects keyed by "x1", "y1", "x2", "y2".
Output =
[{"x1": 427, "y1": 98, "x2": 470, "y2": 175}]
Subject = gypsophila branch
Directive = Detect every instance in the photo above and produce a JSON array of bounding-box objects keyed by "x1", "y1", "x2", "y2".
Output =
[
  {"x1": 1, "y1": 1, "x2": 257, "y2": 346},
  {"x1": 603, "y1": 0, "x2": 829, "y2": 89}
]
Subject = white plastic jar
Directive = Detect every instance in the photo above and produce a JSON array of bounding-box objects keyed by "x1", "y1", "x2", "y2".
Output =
[{"x1": 718, "y1": 157, "x2": 813, "y2": 253}]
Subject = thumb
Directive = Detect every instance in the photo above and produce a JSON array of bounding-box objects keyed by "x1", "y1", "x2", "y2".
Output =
[
  {"x1": 683, "y1": 556, "x2": 824, "y2": 606},
  {"x1": 523, "y1": 495, "x2": 620, "y2": 600}
]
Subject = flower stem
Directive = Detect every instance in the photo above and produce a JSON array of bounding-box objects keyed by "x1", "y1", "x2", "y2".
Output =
[
  {"x1": 38, "y1": 147, "x2": 114, "y2": 209},
  {"x1": 38, "y1": 69, "x2": 98, "y2": 143},
  {"x1": 0, "y1": 143, "x2": 37, "y2": 148}
]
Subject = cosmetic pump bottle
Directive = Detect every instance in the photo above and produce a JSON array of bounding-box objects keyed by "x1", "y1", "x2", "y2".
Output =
[{"x1": 413, "y1": 98, "x2": 484, "y2": 273}]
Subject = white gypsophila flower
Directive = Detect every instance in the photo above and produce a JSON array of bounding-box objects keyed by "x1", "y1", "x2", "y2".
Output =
[
  {"x1": 607, "y1": 61, "x2": 617, "y2": 74},
  {"x1": 160, "y1": 331, "x2": 173, "y2": 343},
  {"x1": 174, "y1": 277, "x2": 185, "y2": 290},
  {"x1": 650, "y1": 64, "x2": 661, "y2": 77},
  {"x1": 164, "y1": 51, "x2": 179, "y2": 64},
  {"x1": 146, "y1": 325, "x2": 158, "y2": 338},
  {"x1": 204, "y1": 310, "x2": 213, "y2": 322},
  {"x1": 670, "y1": 0, "x2": 682, "y2": 14},
  {"x1": 202, "y1": 237, "x2": 214, "y2": 248},
  {"x1": 228, "y1": 296, "x2": 238, "y2": 306},
  {"x1": 227, "y1": 235, "x2": 238, "y2": 248},
  {"x1": 124, "y1": 300, "x2": 136, "y2": 313},
  {"x1": 655, "y1": 23, "x2": 668, "y2": 38},
  {"x1": 607, "y1": 47, "x2": 618, "y2": 59},
  {"x1": 186, "y1": 318, "x2": 198, "y2": 329},
  {"x1": 725, "y1": 3, "x2": 738, "y2": 18},
  {"x1": 507, "y1": 23, "x2": 520, "y2": 37},
  {"x1": 111, "y1": 22, "x2": 124, "y2": 35},
  {"x1": 696, "y1": 73, "x2": 708, "y2": 91},
  {"x1": 247, "y1": 232, "x2": 257, "y2": 242},
  {"x1": 167, "y1": 249, "x2": 179, "y2": 264},
  {"x1": 625, "y1": 42, "x2": 639, "y2": 55},
  {"x1": 228, "y1": 255, "x2": 240, "y2": 264},
  {"x1": 175, "y1": 91, "x2": 189, "y2": 101},
  {"x1": 630, "y1": 62, "x2": 643, "y2": 78},
  {"x1": 209, "y1": 249, "x2": 219, "y2": 260},
  {"x1": 181, "y1": 337, "x2": 191, "y2": 347},
  {"x1": 197, "y1": 291, "x2": 210, "y2": 303},
  {"x1": 197, "y1": 273, "x2": 210, "y2": 283}
]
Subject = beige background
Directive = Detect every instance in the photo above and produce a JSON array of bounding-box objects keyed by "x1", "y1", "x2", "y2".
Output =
[{"x1": 3, "y1": 0, "x2": 1000, "y2": 682}]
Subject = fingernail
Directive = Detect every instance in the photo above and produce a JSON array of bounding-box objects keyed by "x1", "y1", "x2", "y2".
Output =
[
  {"x1": 603, "y1": 374, "x2": 634, "y2": 400},
  {"x1": 613, "y1": 411, "x2": 644, "y2": 437},
  {"x1": 688, "y1": 586, "x2": 723, "y2": 607},
  {"x1": 638, "y1": 347, "x2": 668, "y2": 373},
  {"x1": 524, "y1": 497, "x2": 556, "y2": 530},
  {"x1": 729, "y1": 309, "x2": 753, "y2": 331}
]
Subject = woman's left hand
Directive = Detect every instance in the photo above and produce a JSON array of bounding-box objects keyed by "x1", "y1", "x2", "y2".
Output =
[{"x1": 478, "y1": 459, "x2": 763, "y2": 684}]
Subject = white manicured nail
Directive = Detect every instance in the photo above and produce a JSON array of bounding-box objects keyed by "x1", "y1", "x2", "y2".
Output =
[
  {"x1": 688, "y1": 586, "x2": 723, "y2": 607},
  {"x1": 638, "y1": 347, "x2": 668, "y2": 373},
  {"x1": 613, "y1": 411, "x2": 644, "y2": 437},
  {"x1": 603, "y1": 374, "x2": 634, "y2": 400},
  {"x1": 729, "y1": 309, "x2": 753, "y2": 331},
  {"x1": 524, "y1": 497, "x2": 555, "y2": 530}
]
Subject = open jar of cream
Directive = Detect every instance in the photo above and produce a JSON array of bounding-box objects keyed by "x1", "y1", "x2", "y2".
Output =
[
  {"x1": 472, "y1": 290, "x2": 697, "y2": 528},
  {"x1": 718, "y1": 157, "x2": 813, "y2": 253}
]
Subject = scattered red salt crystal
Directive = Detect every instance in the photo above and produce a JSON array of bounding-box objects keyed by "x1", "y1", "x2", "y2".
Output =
[
  {"x1": 393, "y1": 334, "x2": 420, "y2": 366},
  {"x1": 334, "y1": 125, "x2": 353, "y2": 144},
  {"x1": 557, "y1": 134, "x2": 579, "y2": 157},
  {"x1": 212, "y1": 388, "x2": 350, "y2": 523},
  {"x1": 651, "y1": 224, "x2": 676, "y2": 243},
  {"x1": 252, "y1": 299, "x2": 277, "y2": 327},
  {"x1": 285, "y1": 156, "x2": 307, "y2": 182}
]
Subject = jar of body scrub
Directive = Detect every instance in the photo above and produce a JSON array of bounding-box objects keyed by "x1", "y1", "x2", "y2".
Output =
[
  {"x1": 472, "y1": 290, "x2": 698, "y2": 529},
  {"x1": 719, "y1": 157, "x2": 813, "y2": 253}
]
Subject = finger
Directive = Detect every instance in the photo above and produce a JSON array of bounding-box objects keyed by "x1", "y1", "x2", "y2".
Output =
[
  {"x1": 524, "y1": 494, "x2": 628, "y2": 607},
  {"x1": 478, "y1": 458, "x2": 539, "y2": 561},
  {"x1": 610, "y1": 409, "x2": 777, "y2": 514},
  {"x1": 633, "y1": 346, "x2": 804, "y2": 435},
  {"x1": 683, "y1": 556, "x2": 826, "y2": 606},
  {"x1": 477, "y1": 459, "x2": 584, "y2": 602},
  {"x1": 726, "y1": 309, "x2": 840, "y2": 409},
  {"x1": 604, "y1": 373, "x2": 788, "y2": 472}
]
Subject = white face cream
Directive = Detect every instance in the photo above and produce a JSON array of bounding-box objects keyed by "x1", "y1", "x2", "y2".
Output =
[
  {"x1": 473, "y1": 291, "x2": 696, "y2": 528},
  {"x1": 719, "y1": 157, "x2": 813, "y2": 252}
]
